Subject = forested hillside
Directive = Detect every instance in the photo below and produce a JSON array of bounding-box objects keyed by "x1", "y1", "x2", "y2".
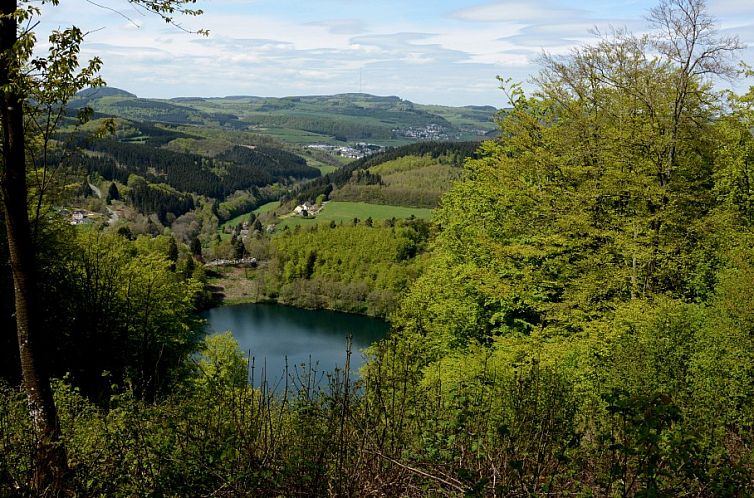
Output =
[
  {"x1": 68, "y1": 133, "x2": 319, "y2": 200},
  {"x1": 74, "y1": 91, "x2": 498, "y2": 144},
  {"x1": 266, "y1": 220, "x2": 430, "y2": 315},
  {"x1": 330, "y1": 154, "x2": 463, "y2": 207},
  {"x1": 291, "y1": 141, "x2": 480, "y2": 206}
]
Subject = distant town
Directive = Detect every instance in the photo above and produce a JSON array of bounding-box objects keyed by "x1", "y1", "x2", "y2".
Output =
[
  {"x1": 305, "y1": 123, "x2": 480, "y2": 159},
  {"x1": 306, "y1": 142, "x2": 385, "y2": 159},
  {"x1": 393, "y1": 123, "x2": 451, "y2": 141}
]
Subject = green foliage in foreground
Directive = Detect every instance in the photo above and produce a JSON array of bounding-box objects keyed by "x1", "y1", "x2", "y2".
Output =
[
  {"x1": 0, "y1": 220, "x2": 207, "y2": 401},
  {"x1": 2, "y1": 312, "x2": 753, "y2": 496}
]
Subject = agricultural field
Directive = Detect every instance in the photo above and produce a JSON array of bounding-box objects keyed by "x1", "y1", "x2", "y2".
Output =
[
  {"x1": 275, "y1": 201, "x2": 432, "y2": 230},
  {"x1": 254, "y1": 201, "x2": 281, "y2": 215},
  {"x1": 312, "y1": 163, "x2": 339, "y2": 175}
]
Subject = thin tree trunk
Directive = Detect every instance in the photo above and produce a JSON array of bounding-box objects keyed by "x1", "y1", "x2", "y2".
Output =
[{"x1": 0, "y1": 1, "x2": 69, "y2": 493}]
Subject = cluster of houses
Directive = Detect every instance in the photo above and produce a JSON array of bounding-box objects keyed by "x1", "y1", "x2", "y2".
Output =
[
  {"x1": 69, "y1": 209, "x2": 94, "y2": 226},
  {"x1": 393, "y1": 123, "x2": 451, "y2": 140},
  {"x1": 306, "y1": 142, "x2": 384, "y2": 159},
  {"x1": 293, "y1": 202, "x2": 322, "y2": 217}
]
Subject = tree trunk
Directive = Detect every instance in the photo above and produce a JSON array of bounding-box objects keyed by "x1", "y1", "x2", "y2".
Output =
[{"x1": 0, "y1": 1, "x2": 69, "y2": 493}]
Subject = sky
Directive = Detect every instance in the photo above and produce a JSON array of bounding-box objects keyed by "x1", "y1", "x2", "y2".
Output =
[{"x1": 34, "y1": 0, "x2": 754, "y2": 107}]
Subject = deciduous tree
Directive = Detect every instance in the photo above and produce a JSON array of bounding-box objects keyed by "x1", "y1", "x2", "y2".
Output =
[
  {"x1": 0, "y1": 0, "x2": 203, "y2": 492},
  {"x1": 394, "y1": 0, "x2": 743, "y2": 347}
]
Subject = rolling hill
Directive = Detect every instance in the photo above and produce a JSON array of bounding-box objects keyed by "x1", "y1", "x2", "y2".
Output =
[
  {"x1": 71, "y1": 88, "x2": 499, "y2": 145},
  {"x1": 62, "y1": 89, "x2": 493, "y2": 230}
]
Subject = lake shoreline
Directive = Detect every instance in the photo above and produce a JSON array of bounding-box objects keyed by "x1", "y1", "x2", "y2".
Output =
[
  {"x1": 201, "y1": 302, "x2": 389, "y2": 378},
  {"x1": 215, "y1": 297, "x2": 392, "y2": 324},
  {"x1": 205, "y1": 266, "x2": 394, "y2": 322}
]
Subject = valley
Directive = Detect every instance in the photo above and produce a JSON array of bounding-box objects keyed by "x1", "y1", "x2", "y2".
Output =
[
  {"x1": 58, "y1": 88, "x2": 487, "y2": 319},
  {"x1": 4, "y1": 1, "x2": 754, "y2": 493}
]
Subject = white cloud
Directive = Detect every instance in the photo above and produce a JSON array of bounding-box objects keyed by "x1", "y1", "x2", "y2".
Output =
[
  {"x1": 27, "y1": 0, "x2": 754, "y2": 106},
  {"x1": 709, "y1": 0, "x2": 754, "y2": 16},
  {"x1": 452, "y1": 1, "x2": 585, "y2": 23},
  {"x1": 305, "y1": 18, "x2": 368, "y2": 35}
]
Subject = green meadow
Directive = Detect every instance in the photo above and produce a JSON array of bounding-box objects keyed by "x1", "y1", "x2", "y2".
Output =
[{"x1": 275, "y1": 201, "x2": 432, "y2": 230}]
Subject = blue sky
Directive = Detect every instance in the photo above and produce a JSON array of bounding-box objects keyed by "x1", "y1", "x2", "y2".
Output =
[{"x1": 36, "y1": 0, "x2": 754, "y2": 106}]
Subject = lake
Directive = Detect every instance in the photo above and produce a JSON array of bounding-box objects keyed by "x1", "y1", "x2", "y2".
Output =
[{"x1": 202, "y1": 303, "x2": 389, "y2": 381}]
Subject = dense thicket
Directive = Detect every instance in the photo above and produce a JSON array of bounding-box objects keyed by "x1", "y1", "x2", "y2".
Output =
[
  {"x1": 258, "y1": 221, "x2": 431, "y2": 316},
  {"x1": 380, "y1": 2, "x2": 754, "y2": 494},
  {"x1": 127, "y1": 175, "x2": 196, "y2": 223},
  {"x1": 394, "y1": 30, "x2": 742, "y2": 346},
  {"x1": 0, "y1": 220, "x2": 204, "y2": 403}
]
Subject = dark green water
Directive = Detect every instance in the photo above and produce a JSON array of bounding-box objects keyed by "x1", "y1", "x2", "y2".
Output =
[{"x1": 202, "y1": 303, "x2": 389, "y2": 380}]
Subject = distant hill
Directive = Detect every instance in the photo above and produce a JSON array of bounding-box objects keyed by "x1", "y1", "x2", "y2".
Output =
[
  {"x1": 72, "y1": 88, "x2": 243, "y2": 128},
  {"x1": 72, "y1": 88, "x2": 499, "y2": 145},
  {"x1": 76, "y1": 87, "x2": 136, "y2": 99},
  {"x1": 62, "y1": 88, "x2": 496, "y2": 222}
]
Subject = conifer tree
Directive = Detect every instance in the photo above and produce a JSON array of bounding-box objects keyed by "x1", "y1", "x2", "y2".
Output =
[
  {"x1": 190, "y1": 236, "x2": 203, "y2": 256},
  {"x1": 234, "y1": 237, "x2": 246, "y2": 259},
  {"x1": 106, "y1": 181, "x2": 120, "y2": 203}
]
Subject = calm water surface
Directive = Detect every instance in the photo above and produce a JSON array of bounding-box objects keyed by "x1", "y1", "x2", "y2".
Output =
[{"x1": 202, "y1": 303, "x2": 389, "y2": 379}]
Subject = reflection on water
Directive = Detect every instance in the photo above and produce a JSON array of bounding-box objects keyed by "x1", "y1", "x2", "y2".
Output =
[{"x1": 202, "y1": 303, "x2": 389, "y2": 380}]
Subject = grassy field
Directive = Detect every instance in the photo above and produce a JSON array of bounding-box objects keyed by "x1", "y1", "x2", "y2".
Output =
[
  {"x1": 275, "y1": 201, "x2": 432, "y2": 230},
  {"x1": 254, "y1": 201, "x2": 281, "y2": 215},
  {"x1": 221, "y1": 213, "x2": 250, "y2": 231},
  {"x1": 313, "y1": 163, "x2": 339, "y2": 175},
  {"x1": 252, "y1": 127, "x2": 337, "y2": 144},
  {"x1": 220, "y1": 201, "x2": 281, "y2": 232},
  {"x1": 207, "y1": 266, "x2": 265, "y2": 305}
]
